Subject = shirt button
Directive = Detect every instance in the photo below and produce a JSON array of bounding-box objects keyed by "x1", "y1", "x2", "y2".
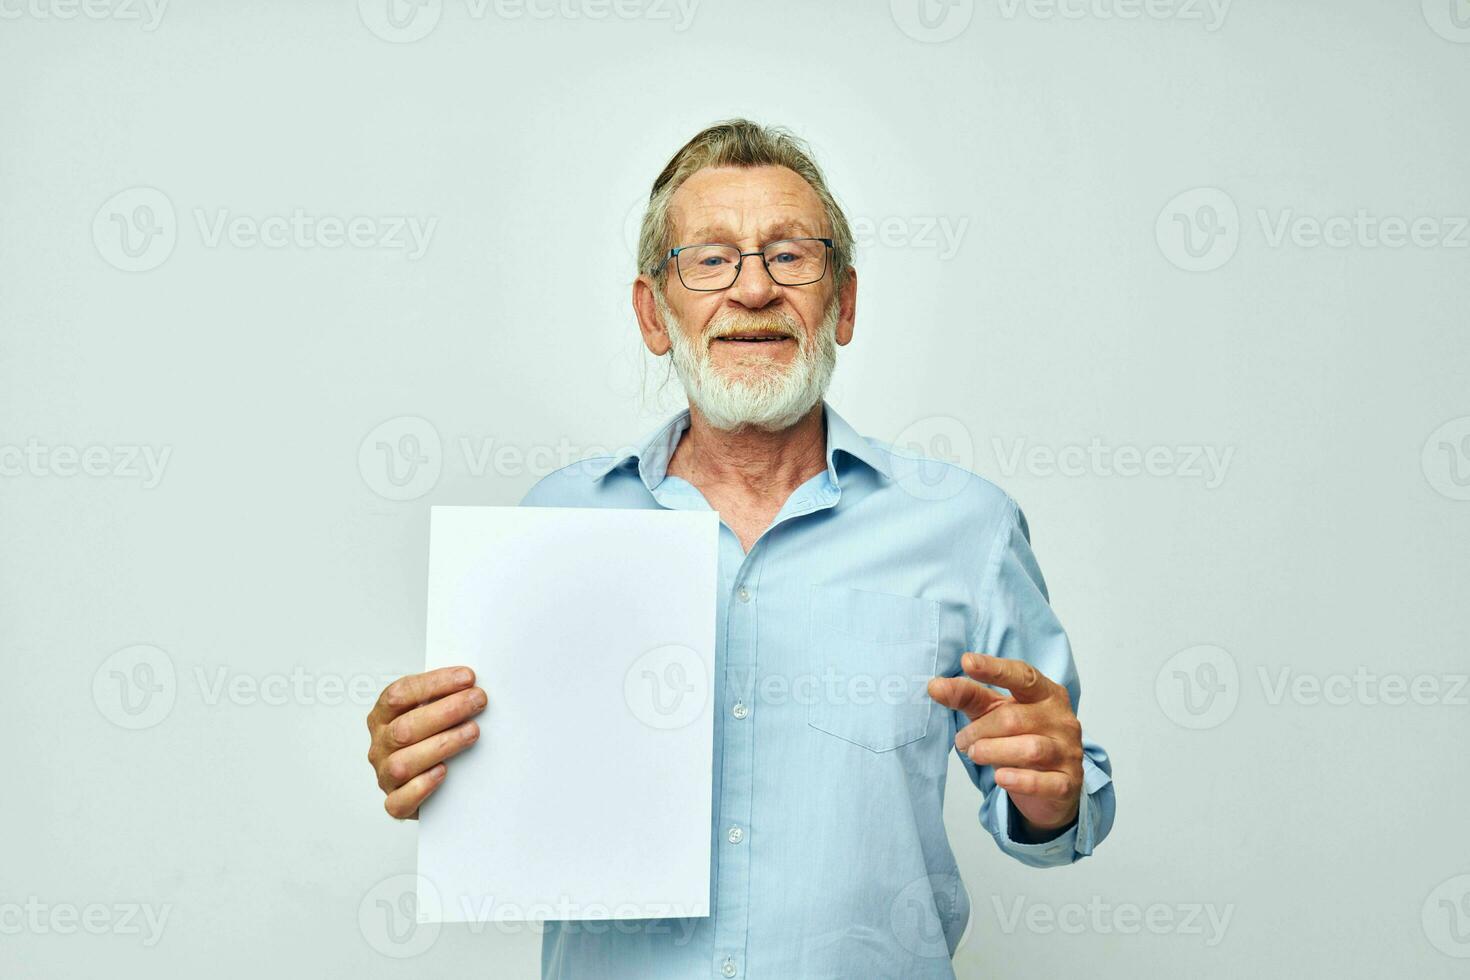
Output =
[
  {"x1": 731, "y1": 700, "x2": 749, "y2": 720},
  {"x1": 721, "y1": 957, "x2": 737, "y2": 977},
  {"x1": 728, "y1": 826, "x2": 744, "y2": 845},
  {"x1": 736, "y1": 586, "x2": 751, "y2": 603}
]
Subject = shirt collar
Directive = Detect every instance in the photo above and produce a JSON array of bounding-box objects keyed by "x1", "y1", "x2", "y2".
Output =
[{"x1": 585, "y1": 399, "x2": 892, "y2": 492}]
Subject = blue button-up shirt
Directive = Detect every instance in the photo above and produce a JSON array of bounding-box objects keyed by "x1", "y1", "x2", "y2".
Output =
[{"x1": 520, "y1": 400, "x2": 1115, "y2": 979}]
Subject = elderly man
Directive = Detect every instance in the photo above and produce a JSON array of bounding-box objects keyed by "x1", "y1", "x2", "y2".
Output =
[{"x1": 366, "y1": 119, "x2": 1115, "y2": 978}]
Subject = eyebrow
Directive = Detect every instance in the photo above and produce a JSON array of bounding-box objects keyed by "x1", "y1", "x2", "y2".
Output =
[{"x1": 682, "y1": 220, "x2": 824, "y2": 245}]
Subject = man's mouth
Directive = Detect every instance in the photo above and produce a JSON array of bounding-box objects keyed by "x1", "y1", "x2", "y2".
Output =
[{"x1": 713, "y1": 332, "x2": 794, "y2": 345}]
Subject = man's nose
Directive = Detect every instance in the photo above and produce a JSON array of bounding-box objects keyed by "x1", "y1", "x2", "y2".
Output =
[{"x1": 726, "y1": 253, "x2": 782, "y2": 308}]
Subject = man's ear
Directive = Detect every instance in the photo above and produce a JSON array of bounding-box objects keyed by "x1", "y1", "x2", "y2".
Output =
[
  {"x1": 836, "y1": 266, "x2": 857, "y2": 346},
  {"x1": 632, "y1": 275, "x2": 671, "y2": 356}
]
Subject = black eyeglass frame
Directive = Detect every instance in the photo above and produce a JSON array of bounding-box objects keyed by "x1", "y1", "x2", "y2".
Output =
[{"x1": 660, "y1": 237, "x2": 835, "y2": 291}]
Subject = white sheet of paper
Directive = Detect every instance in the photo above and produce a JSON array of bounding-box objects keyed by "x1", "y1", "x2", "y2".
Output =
[{"x1": 416, "y1": 504, "x2": 719, "y2": 924}]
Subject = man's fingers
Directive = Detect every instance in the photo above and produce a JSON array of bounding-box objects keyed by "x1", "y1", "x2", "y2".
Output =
[
  {"x1": 377, "y1": 719, "x2": 480, "y2": 791},
  {"x1": 371, "y1": 666, "x2": 476, "y2": 726},
  {"x1": 927, "y1": 675, "x2": 1008, "y2": 719},
  {"x1": 961, "y1": 653, "x2": 1053, "y2": 704},
  {"x1": 961, "y1": 733, "x2": 1062, "y2": 769},
  {"x1": 994, "y1": 767, "x2": 1077, "y2": 801},
  {"x1": 383, "y1": 763, "x2": 447, "y2": 820},
  {"x1": 953, "y1": 703, "x2": 1038, "y2": 749},
  {"x1": 381, "y1": 686, "x2": 487, "y2": 752}
]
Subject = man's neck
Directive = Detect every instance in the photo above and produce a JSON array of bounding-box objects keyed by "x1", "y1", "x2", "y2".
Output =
[{"x1": 667, "y1": 401, "x2": 829, "y2": 502}]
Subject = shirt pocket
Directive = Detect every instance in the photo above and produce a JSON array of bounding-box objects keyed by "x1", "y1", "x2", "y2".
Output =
[{"x1": 806, "y1": 584, "x2": 940, "y2": 753}]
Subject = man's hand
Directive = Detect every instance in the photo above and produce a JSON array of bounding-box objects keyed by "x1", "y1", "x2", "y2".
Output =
[
  {"x1": 928, "y1": 652, "x2": 1084, "y2": 835},
  {"x1": 366, "y1": 667, "x2": 486, "y2": 820}
]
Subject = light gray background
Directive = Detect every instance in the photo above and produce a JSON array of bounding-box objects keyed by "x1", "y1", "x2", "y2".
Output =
[{"x1": 3, "y1": 1, "x2": 1468, "y2": 977}]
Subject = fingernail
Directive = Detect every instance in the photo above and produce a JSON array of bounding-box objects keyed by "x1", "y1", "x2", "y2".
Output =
[
  {"x1": 463, "y1": 722, "x2": 479, "y2": 741},
  {"x1": 455, "y1": 669, "x2": 472, "y2": 684}
]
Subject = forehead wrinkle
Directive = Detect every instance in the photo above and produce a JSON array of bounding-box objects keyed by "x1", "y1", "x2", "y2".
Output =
[{"x1": 670, "y1": 171, "x2": 827, "y2": 246}]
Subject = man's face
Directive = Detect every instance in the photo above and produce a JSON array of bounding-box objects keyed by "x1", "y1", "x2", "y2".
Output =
[{"x1": 636, "y1": 165, "x2": 856, "y2": 432}]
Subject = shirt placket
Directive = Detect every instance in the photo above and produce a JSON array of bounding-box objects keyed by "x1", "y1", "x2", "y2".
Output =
[{"x1": 654, "y1": 474, "x2": 843, "y2": 980}]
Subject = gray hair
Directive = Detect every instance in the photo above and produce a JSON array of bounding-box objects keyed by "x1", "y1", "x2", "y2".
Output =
[{"x1": 636, "y1": 119, "x2": 855, "y2": 292}]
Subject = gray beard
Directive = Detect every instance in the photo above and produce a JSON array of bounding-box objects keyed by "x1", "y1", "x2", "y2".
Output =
[{"x1": 657, "y1": 292, "x2": 840, "y2": 433}]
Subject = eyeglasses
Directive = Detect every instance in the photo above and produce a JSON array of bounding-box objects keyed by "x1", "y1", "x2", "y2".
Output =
[{"x1": 663, "y1": 237, "x2": 834, "y2": 291}]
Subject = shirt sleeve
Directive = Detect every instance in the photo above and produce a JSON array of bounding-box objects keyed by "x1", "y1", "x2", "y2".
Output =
[{"x1": 954, "y1": 498, "x2": 1116, "y2": 869}]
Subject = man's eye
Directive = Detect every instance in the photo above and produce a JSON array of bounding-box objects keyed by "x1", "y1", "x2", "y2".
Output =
[
  {"x1": 769, "y1": 251, "x2": 797, "y2": 264},
  {"x1": 698, "y1": 255, "x2": 728, "y2": 267}
]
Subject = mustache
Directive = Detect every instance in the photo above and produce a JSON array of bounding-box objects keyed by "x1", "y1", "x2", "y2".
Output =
[{"x1": 703, "y1": 310, "x2": 803, "y2": 344}]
